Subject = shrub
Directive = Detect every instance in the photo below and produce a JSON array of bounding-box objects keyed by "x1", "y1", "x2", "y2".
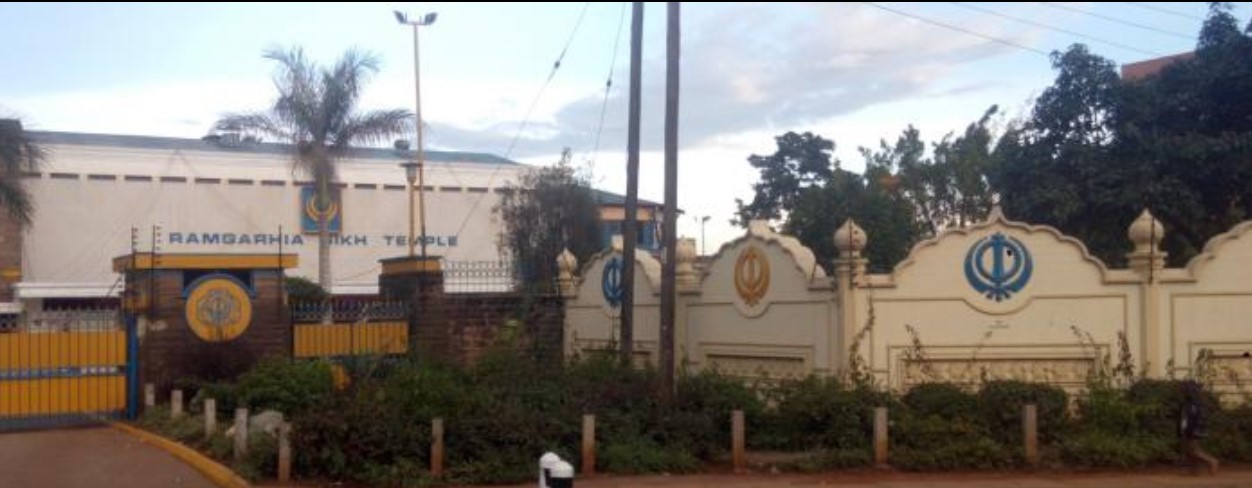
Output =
[
  {"x1": 234, "y1": 358, "x2": 334, "y2": 416},
  {"x1": 978, "y1": 380, "x2": 1068, "y2": 444},
  {"x1": 893, "y1": 437, "x2": 1016, "y2": 471},
  {"x1": 782, "y1": 448, "x2": 873, "y2": 472},
  {"x1": 762, "y1": 377, "x2": 884, "y2": 451},
  {"x1": 902, "y1": 382, "x2": 979, "y2": 420},
  {"x1": 285, "y1": 276, "x2": 328, "y2": 302},
  {"x1": 1059, "y1": 431, "x2": 1174, "y2": 468},
  {"x1": 1204, "y1": 405, "x2": 1252, "y2": 462},
  {"x1": 667, "y1": 370, "x2": 764, "y2": 459},
  {"x1": 600, "y1": 436, "x2": 699, "y2": 474}
]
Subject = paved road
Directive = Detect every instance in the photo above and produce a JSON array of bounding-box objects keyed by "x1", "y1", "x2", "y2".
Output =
[
  {"x1": 0, "y1": 426, "x2": 216, "y2": 488},
  {"x1": 478, "y1": 470, "x2": 1252, "y2": 488}
]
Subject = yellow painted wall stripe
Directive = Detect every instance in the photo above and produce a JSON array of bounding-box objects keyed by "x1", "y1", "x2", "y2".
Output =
[{"x1": 293, "y1": 322, "x2": 408, "y2": 357}]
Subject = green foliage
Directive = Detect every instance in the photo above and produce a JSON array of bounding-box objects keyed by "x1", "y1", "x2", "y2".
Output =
[
  {"x1": 740, "y1": 8, "x2": 1252, "y2": 271},
  {"x1": 902, "y1": 382, "x2": 979, "y2": 420},
  {"x1": 217, "y1": 46, "x2": 411, "y2": 288},
  {"x1": 284, "y1": 276, "x2": 327, "y2": 302},
  {"x1": 668, "y1": 370, "x2": 764, "y2": 458},
  {"x1": 1059, "y1": 431, "x2": 1174, "y2": 468},
  {"x1": 233, "y1": 358, "x2": 335, "y2": 416},
  {"x1": 494, "y1": 150, "x2": 602, "y2": 287},
  {"x1": 759, "y1": 377, "x2": 884, "y2": 451},
  {"x1": 0, "y1": 118, "x2": 45, "y2": 224},
  {"x1": 1204, "y1": 405, "x2": 1252, "y2": 462},
  {"x1": 978, "y1": 381, "x2": 1069, "y2": 444},
  {"x1": 599, "y1": 437, "x2": 700, "y2": 474},
  {"x1": 893, "y1": 437, "x2": 1016, "y2": 471},
  {"x1": 735, "y1": 131, "x2": 931, "y2": 272},
  {"x1": 781, "y1": 448, "x2": 873, "y2": 472}
]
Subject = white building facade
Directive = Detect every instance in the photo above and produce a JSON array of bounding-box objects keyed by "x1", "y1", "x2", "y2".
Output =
[{"x1": 9, "y1": 131, "x2": 526, "y2": 309}]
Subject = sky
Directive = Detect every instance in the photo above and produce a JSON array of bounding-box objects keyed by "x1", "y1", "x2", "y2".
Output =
[{"x1": 2, "y1": 2, "x2": 1247, "y2": 255}]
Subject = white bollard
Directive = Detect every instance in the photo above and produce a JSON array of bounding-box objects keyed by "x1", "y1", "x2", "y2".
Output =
[
  {"x1": 548, "y1": 461, "x2": 574, "y2": 488},
  {"x1": 539, "y1": 452, "x2": 562, "y2": 488}
]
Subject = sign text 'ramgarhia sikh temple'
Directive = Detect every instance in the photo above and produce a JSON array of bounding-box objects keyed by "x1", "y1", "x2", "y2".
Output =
[{"x1": 166, "y1": 232, "x2": 460, "y2": 247}]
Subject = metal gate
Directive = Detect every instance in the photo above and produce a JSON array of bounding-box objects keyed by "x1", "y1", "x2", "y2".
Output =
[{"x1": 0, "y1": 307, "x2": 138, "y2": 431}]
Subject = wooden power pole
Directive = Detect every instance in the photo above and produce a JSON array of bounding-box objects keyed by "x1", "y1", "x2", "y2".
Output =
[
  {"x1": 620, "y1": 1, "x2": 644, "y2": 367},
  {"x1": 660, "y1": 1, "x2": 680, "y2": 396}
]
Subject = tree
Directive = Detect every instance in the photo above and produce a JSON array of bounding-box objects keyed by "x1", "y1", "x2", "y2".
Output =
[
  {"x1": 0, "y1": 118, "x2": 44, "y2": 225},
  {"x1": 735, "y1": 132, "x2": 923, "y2": 272},
  {"x1": 216, "y1": 47, "x2": 411, "y2": 291},
  {"x1": 494, "y1": 149, "x2": 602, "y2": 288},
  {"x1": 993, "y1": 5, "x2": 1252, "y2": 266},
  {"x1": 988, "y1": 44, "x2": 1131, "y2": 264}
]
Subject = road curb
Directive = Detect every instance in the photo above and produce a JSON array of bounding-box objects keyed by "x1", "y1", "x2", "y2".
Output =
[{"x1": 110, "y1": 421, "x2": 251, "y2": 488}]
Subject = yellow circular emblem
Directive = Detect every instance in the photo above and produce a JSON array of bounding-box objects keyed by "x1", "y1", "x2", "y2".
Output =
[
  {"x1": 185, "y1": 277, "x2": 252, "y2": 342},
  {"x1": 734, "y1": 246, "x2": 771, "y2": 307}
]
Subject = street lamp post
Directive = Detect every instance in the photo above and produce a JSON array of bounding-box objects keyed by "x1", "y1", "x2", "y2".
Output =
[
  {"x1": 400, "y1": 162, "x2": 419, "y2": 257},
  {"x1": 395, "y1": 10, "x2": 437, "y2": 261}
]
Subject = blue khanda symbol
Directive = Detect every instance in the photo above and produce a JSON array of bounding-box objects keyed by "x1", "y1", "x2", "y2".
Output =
[
  {"x1": 964, "y1": 232, "x2": 1033, "y2": 302},
  {"x1": 602, "y1": 256, "x2": 624, "y2": 308}
]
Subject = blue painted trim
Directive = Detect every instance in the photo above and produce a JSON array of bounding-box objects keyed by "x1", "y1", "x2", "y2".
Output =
[
  {"x1": 0, "y1": 367, "x2": 123, "y2": 381},
  {"x1": 0, "y1": 412, "x2": 123, "y2": 432},
  {"x1": 601, "y1": 256, "x2": 624, "y2": 308},
  {"x1": 125, "y1": 313, "x2": 139, "y2": 420}
]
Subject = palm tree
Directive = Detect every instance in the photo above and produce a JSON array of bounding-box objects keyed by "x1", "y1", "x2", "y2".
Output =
[
  {"x1": 217, "y1": 47, "x2": 412, "y2": 294},
  {"x1": 0, "y1": 118, "x2": 45, "y2": 225}
]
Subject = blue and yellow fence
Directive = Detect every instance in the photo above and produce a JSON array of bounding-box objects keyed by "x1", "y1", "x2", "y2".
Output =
[{"x1": 1, "y1": 309, "x2": 132, "y2": 430}]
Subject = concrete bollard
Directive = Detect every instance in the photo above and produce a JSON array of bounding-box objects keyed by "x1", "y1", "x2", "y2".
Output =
[
  {"x1": 234, "y1": 408, "x2": 249, "y2": 461},
  {"x1": 170, "y1": 389, "x2": 184, "y2": 418},
  {"x1": 731, "y1": 409, "x2": 745, "y2": 474},
  {"x1": 874, "y1": 407, "x2": 889, "y2": 467},
  {"x1": 581, "y1": 414, "x2": 596, "y2": 476},
  {"x1": 431, "y1": 418, "x2": 445, "y2": 477},
  {"x1": 539, "y1": 452, "x2": 561, "y2": 488},
  {"x1": 548, "y1": 460, "x2": 574, "y2": 488},
  {"x1": 204, "y1": 398, "x2": 217, "y2": 439},
  {"x1": 278, "y1": 422, "x2": 292, "y2": 484},
  {"x1": 144, "y1": 383, "x2": 155, "y2": 408},
  {"x1": 1023, "y1": 404, "x2": 1038, "y2": 467}
]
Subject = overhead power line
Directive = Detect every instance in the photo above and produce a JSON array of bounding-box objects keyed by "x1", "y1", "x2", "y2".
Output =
[
  {"x1": 951, "y1": 2, "x2": 1166, "y2": 57},
  {"x1": 1124, "y1": 2, "x2": 1205, "y2": 21},
  {"x1": 1038, "y1": 2, "x2": 1195, "y2": 40},
  {"x1": 864, "y1": 2, "x2": 1050, "y2": 57},
  {"x1": 589, "y1": 2, "x2": 629, "y2": 171},
  {"x1": 452, "y1": 2, "x2": 593, "y2": 240}
]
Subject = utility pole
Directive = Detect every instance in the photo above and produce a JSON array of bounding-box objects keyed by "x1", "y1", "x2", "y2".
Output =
[
  {"x1": 659, "y1": 1, "x2": 680, "y2": 397},
  {"x1": 620, "y1": 1, "x2": 643, "y2": 367}
]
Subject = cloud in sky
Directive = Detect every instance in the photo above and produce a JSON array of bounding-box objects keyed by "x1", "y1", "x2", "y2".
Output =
[{"x1": 425, "y1": 3, "x2": 1039, "y2": 159}]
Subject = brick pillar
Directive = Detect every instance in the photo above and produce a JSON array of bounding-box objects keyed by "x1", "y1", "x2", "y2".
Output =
[{"x1": 379, "y1": 256, "x2": 444, "y2": 360}]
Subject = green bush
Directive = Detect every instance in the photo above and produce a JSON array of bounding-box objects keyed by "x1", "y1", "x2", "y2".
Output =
[
  {"x1": 761, "y1": 377, "x2": 884, "y2": 451},
  {"x1": 1059, "y1": 431, "x2": 1174, "y2": 468},
  {"x1": 285, "y1": 276, "x2": 328, "y2": 302},
  {"x1": 234, "y1": 358, "x2": 335, "y2": 416},
  {"x1": 600, "y1": 436, "x2": 699, "y2": 474},
  {"x1": 782, "y1": 448, "x2": 873, "y2": 472},
  {"x1": 902, "y1": 382, "x2": 979, "y2": 420},
  {"x1": 1204, "y1": 405, "x2": 1252, "y2": 462},
  {"x1": 978, "y1": 380, "x2": 1068, "y2": 444},
  {"x1": 893, "y1": 436, "x2": 1016, "y2": 471},
  {"x1": 667, "y1": 370, "x2": 763, "y2": 458}
]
